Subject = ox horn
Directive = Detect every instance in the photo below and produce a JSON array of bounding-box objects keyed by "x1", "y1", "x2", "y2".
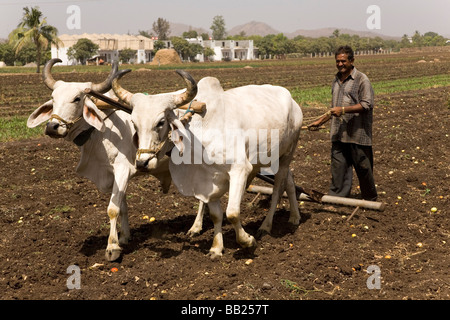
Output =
[
  {"x1": 173, "y1": 70, "x2": 197, "y2": 108},
  {"x1": 42, "y1": 58, "x2": 62, "y2": 90},
  {"x1": 112, "y1": 68, "x2": 133, "y2": 105},
  {"x1": 91, "y1": 60, "x2": 120, "y2": 93}
]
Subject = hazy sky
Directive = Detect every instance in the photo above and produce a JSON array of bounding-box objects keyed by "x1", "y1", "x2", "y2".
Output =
[{"x1": 0, "y1": 0, "x2": 449, "y2": 39}]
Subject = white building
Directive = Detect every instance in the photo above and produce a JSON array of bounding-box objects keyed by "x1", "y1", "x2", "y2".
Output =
[
  {"x1": 187, "y1": 37, "x2": 256, "y2": 62},
  {"x1": 52, "y1": 34, "x2": 257, "y2": 65},
  {"x1": 52, "y1": 33, "x2": 154, "y2": 65}
]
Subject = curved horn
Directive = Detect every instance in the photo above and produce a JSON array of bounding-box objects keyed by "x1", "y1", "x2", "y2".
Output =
[
  {"x1": 111, "y1": 68, "x2": 133, "y2": 105},
  {"x1": 91, "y1": 60, "x2": 120, "y2": 93},
  {"x1": 173, "y1": 70, "x2": 198, "y2": 108},
  {"x1": 42, "y1": 58, "x2": 62, "y2": 90}
]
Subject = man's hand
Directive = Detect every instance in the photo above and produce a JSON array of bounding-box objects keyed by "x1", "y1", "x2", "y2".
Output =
[{"x1": 330, "y1": 106, "x2": 344, "y2": 117}]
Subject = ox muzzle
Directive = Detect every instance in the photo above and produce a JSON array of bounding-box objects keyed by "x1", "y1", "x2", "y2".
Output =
[
  {"x1": 135, "y1": 152, "x2": 159, "y2": 172},
  {"x1": 45, "y1": 114, "x2": 82, "y2": 138},
  {"x1": 45, "y1": 120, "x2": 68, "y2": 138}
]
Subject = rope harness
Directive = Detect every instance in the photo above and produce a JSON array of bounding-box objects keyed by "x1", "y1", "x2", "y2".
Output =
[
  {"x1": 49, "y1": 114, "x2": 82, "y2": 130},
  {"x1": 136, "y1": 101, "x2": 195, "y2": 159},
  {"x1": 136, "y1": 139, "x2": 169, "y2": 159}
]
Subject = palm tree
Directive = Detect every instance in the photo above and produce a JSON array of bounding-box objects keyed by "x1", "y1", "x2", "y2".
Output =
[{"x1": 8, "y1": 6, "x2": 61, "y2": 73}]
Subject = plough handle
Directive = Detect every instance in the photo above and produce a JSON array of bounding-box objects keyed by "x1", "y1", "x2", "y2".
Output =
[{"x1": 255, "y1": 173, "x2": 324, "y2": 203}]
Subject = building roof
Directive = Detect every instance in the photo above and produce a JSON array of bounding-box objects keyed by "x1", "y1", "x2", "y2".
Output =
[{"x1": 55, "y1": 33, "x2": 154, "y2": 51}]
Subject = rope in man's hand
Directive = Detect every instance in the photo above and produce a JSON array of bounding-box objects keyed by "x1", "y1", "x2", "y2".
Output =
[{"x1": 305, "y1": 110, "x2": 332, "y2": 131}]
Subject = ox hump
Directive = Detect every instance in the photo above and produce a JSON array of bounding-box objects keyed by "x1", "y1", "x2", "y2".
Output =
[{"x1": 197, "y1": 77, "x2": 224, "y2": 94}]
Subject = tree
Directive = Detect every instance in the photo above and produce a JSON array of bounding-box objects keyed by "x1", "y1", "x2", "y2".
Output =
[
  {"x1": 332, "y1": 29, "x2": 340, "y2": 38},
  {"x1": 203, "y1": 47, "x2": 215, "y2": 61},
  {"x1": 200, "y1": 33, "x2": 210, "y2": 40},
  {"x1": 67, "y1": 38, "x2": 99, "y2": 65},
  {"x1": 138, "y1": 30, "x2": 153, "y2": 38},
  {"x1": 412, "y1": 30, "x2": 423, "y2": 47},
  {"x1": 0, "y1": 42, "x2": 16, "y2": 65},
  {"x1": 171, "y1": 37, "x2": 203, "y2": 61},
  {"x1": 183, "y1": 30, "x2": 198, "y2": 39},
  {"x1": 423, "y1": 32, "x2": 446, "y2": 46},
  {"x1": 210, "y1": 15, "x2": 226, "y2": 40},
  {"x1": 153, "y1": 18, "x2": 171, "y2": 40},
  {"x1": 153, "y1": 40, "x2": 166, "y2": 52},
  {"x1": 8, "y1": 6, "x2": 60, "y2": 73},
  {"x1": 119, "y1": 48, "x2": 136, "y2": 63}
]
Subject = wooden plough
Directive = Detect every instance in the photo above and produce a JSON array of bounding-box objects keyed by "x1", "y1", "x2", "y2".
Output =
[{"x1": 251, "y1": 173, "x2": 386, "y2": 211}]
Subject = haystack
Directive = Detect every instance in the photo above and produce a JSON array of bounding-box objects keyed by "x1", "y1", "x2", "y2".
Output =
[{"x1": 150, "y1": 49, "x2": 182, "y2": 65}]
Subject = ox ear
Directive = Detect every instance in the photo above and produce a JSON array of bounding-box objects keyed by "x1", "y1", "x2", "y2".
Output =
[
  {"x1": 169, "y1": 117, "x2": 190, "y2": 154},
  {"x1": 27, "y1": 99, "x2": 53, "y2": 128},
  {"x1": 83, "y1": 97, "x2": 105, "y2": 132}
]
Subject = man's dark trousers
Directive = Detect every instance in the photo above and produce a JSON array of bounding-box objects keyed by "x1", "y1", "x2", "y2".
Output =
[{"x1": 329, "y1": 141, "x2": 377, "y2": 201}]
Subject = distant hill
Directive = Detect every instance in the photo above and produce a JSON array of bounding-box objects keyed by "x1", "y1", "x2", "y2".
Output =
[
  {"x1": 169, "y1": 20, "x2": 401, "y2": 40},
  {"x1": 287, "y1": 27, "x2": 401, "y2": 40},
  {"x1": 228, "y1": 21, "x2": 280, "y2": 37},
  {"x1": 169, "y1": 22, "x2": 209, "y2": 37}
]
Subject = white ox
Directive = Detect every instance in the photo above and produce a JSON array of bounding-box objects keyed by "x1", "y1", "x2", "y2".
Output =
[
  {"x1": 26, "y1": 59, "x2": 204, "y2": 261},
  {"x1": 112, "y1": 70, "x2": 303, "y2": 259}
]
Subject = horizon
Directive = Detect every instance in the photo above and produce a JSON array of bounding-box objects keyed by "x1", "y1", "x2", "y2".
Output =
[{"x1": 0, "y1": 0, "x2": 449, "y2": 40}]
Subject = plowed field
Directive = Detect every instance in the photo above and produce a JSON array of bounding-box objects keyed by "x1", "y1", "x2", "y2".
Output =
[{"x1": 1, "y1": 51, "x2": 449, "y2": 305}]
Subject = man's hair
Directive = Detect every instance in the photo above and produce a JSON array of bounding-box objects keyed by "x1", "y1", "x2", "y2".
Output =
[{"x1": 335, "y1": 45, "x2": 354, "y2": 61}]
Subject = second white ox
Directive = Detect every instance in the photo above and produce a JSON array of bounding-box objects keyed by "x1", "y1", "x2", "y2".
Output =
[{"x1": 112, "y1": 70, "x2": 304, "y2": 259}]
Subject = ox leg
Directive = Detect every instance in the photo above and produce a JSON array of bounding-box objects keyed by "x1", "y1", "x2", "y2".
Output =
[
  {"x1": 119, "y1": 199, "x2": 131, "y2": 245},
  {"x1": 187, "y1": 201, "x2": 206, "y2": 237},
  {"x1": 106, "y1": 201, "x2": 122, "y2": 261},
  {"x1": 226, "y1": 168, "x2": 257, "y2": 252},
  {"x1": 257, "y1": 151, "x2": 294, "y2": 237},
  {"x1": 286, "y1": 170, "x2": 301, "y2": 225},
  {"x1": 105, "y1": 167, "x2": 130, "y2": 261},
  {"x1": 207, "y1": 200, "x2": 225, "y2": 260}
]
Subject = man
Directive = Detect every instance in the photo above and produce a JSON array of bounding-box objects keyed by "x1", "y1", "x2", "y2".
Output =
[{"x1": 308, "y1": 45, "x2": 377, "y2": 201}]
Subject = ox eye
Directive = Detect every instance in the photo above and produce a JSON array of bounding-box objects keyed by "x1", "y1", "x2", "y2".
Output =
[
  {"x1": 73, "y1": 96, "x2": 81, "y2": 103},
  {"x1": 156, "y1": 118, "x2": 165, "y2": 128}
]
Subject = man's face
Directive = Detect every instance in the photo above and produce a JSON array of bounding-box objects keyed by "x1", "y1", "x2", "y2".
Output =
[{"x1": 335, "y1": 53, "x2": 354, "y2": 75}]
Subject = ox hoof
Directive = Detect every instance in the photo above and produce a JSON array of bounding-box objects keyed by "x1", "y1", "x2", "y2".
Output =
[
  {"x1": 288, "y1": 216, "x2": 301, "y2": 226},
  {"x1": 105, "y1": 247, "x2": 122, "y2": 261},
  {"x1": 243, "y1": 236, "x2": 257, "y2": 254},
  {"x1": 119, "y1": 236, "x2": 130, "y2": 246},
  {"x1": 186, "y1": 229, "x2": 201, "y2": 238},
  {"x1": 207, "y1": 250, "x2": 223, "y2": 261},
  {"x1": 255, "y1": 228, "x2": 270, "y2": 240}
]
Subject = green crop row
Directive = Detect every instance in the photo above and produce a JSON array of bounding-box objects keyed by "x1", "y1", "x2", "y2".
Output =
[
  {"x1": 1, "y1": 72, "x2": 448, "y2": 142},
  {"x1": 0, "y1": 116, "x2": 42, "y2": 142},
  {"x1": 291, "y1": 74, "x2": 450, "y2": 107}
]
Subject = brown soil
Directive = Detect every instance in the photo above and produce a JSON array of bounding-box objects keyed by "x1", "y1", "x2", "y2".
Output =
[{"x1": 0, "y1": 53, "x2": 449, "y2": 304}]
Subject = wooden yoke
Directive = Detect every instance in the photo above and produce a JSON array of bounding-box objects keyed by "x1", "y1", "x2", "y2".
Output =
[
  {"x1": 179, "y1": 100, "x2": 206, "y2": 124},
  {"x1": 178, "y1": 100, "x2": 206, "y2": 113},
  {"x1": 84, "y1": 88, "x2": 132, "y2": 114},
  {"x1": 85, "y1": 88, "x2": 207, "y2": 118}
]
